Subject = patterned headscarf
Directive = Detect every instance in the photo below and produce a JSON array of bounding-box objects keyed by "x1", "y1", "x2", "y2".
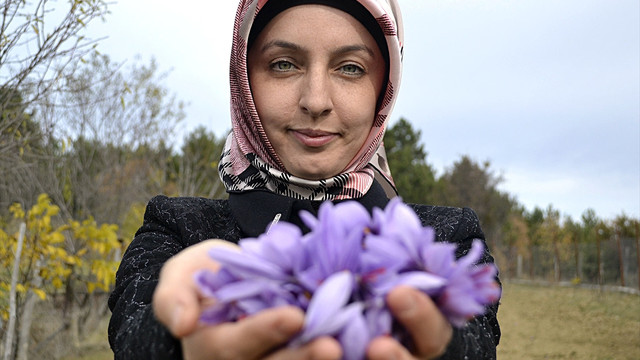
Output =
[{"x1": 219, "y1": 0, "x2": 404, "y2": 200}]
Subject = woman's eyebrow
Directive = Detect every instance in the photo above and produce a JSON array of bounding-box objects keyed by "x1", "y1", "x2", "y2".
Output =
[
  {"x1": 333, "y1": 44, "x2": 375, "y2": 58},
  {"x1": 260, "y1": 41, "x2": 374, "y2": 58},
  {"x1": 260, "y1": 40, "x2": 301, "y2": 53}
]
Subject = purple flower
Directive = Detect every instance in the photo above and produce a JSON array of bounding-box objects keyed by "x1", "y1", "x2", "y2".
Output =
[
  {"x1": 196, "y1": 196, "x2": 501, "y2": 354},
  {"x1": 363, "y1": 295, "x2": 392, "y2": 338},
  {"x1": 196, "y1": 222, "x2": 310, "y2": 323},
  {"x1": 294, "y1": 271, "x2": 364, "y2": 341},
  {"x1": 369, "y1": 197, "x2": 426, "y2": 267},
  {"x1": 364, "y1": 199, "x2": 500, "y2": 327},
  {"x1": 197, "y1": 281, "x2": 290, "y2": 323},
  {"x1": 432, "y1": 240, "x2": 502, "y2": 326},
  {"x1": 339, "y1": 307, "x2": 369, "y2": 360},
  {"x1": 297, "y1": 201, "x2": 370, "y2": 292},
  {"x1": 241, "y1": 221, "x2": 309, "y2": 275}
]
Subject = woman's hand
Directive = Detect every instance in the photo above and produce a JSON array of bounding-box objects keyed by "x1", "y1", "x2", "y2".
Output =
[
  {"x1": 367, "y1": 286, "x2": 453, "y2": 360},
  {"x1": 152, "y1": 239, "x2": 342, "y2": 360},
  {"x1": 180, "y1": 307, "x2": 342, "y2": 360}
]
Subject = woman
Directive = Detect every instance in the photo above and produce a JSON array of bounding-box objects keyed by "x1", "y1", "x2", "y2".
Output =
[{"x1": 108, "y1": 0, "x2": 501, "y2": 359}]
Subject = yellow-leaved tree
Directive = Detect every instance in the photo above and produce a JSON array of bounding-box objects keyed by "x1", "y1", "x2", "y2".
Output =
[{"x1": 0, "y1": 193, "x2": 119, "y2": 358}]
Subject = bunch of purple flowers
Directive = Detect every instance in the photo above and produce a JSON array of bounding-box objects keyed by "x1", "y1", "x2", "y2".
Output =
[{"x1": 195, "y1": 198, "x2": 500, "y2": 359}]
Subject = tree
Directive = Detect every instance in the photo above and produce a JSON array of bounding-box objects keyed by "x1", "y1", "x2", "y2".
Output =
[
  {"x1": 541, "y1": 205, "x2": 564, "y2": 282},
  {"x1": 611, "y1": 213, "x2": 639, "y2": 287},
  {"x1": 0, "y1": 88, "x2": 40, "y2": 161},
  {"x1": 438, "y1": 155, "x2": 514, "y2": 250},
  {"x1": 594, "y1": 219, "x2": 613, "y2": 285},
  {"x1": 580, "y1": 209, "x2": 600, "y2": 284},
  {"x1": 0, "y1": 53, "x2": 186, "y2": 224},
  {"x1": 501, "y1": 206, "x2": 529, "y2": 279},
  {"x1": 168, "y1": 126, "x2": 227, "y2": 198},
  {"x1": 0, "y1": 87, "x2": 50, "y2": 216},
  {"x1": 563, "y1": 216, "x2": 584, "y2": 281},
  {"x1": 384, "y1": 118, "x2": 437, "y2": 204},
  {"x1": 0, "y1": 194, "x2": 119, "y2": 359},
  {"x1": 525, "y1": 206, "x2": 544, "y2": 278},
  {"x1": 52, "y1": 53, "x2": 184, "y2": 222},
  {"x1": 1, "y1": 0, "x2": 109, "y2": 160}
]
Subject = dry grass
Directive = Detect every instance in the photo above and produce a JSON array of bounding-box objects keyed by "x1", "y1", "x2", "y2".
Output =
[
  {"x1": 498, "y1": 282, "x2": 640, "y2": 359},
  {"x1": 63, "y1": 282, "x2": 640, "y2": 359}
]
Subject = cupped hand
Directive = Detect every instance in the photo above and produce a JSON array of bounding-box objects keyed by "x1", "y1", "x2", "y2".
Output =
[
  {"x1": 153, "y1": 239, "x2": 232, "y2": 337},
  {"x1": 181, "y1": 306, "x2": 342, "y2": 360},
  {"x1": 152, "y1": 239, "x2": 342, "y2": 360},
  {"x1": 367, "y1": 286, "x2": 453, "y2": 360}
]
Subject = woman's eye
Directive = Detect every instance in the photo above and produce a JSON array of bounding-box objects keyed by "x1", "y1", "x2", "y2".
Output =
[
  {"x1": 340, "y1": 64, "x2": 364, "y2": 75},
  {"x1": 271, "y1": 60, "x2": 295, "y2": 71}
]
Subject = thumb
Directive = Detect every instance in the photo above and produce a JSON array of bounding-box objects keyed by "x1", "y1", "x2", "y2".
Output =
[
  {"x1": 152, "y1": 239, "x2": 233, "y2": 337},
  {"x1": 153, "y1": 278, "x2": 202, "y2": 338}
]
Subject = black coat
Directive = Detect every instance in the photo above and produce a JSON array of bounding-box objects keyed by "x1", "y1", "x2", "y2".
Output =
[{"x1": 108, "y1": 186, "x2": 500, "y2": 359}]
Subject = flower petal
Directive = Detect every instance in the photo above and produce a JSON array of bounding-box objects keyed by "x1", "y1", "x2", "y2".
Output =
[
  {"x1": 339, "y1": 310, "x2": 369, "y2": 360},
  {"x1": 365, "y1": 296, "x2": 392, "y2": 337},
  {"x1": 395, "y1": 271, "x2": 447, "y2": 294},
  {"x1": 208, "y1": 247, "x2": 287, "y2": 280},
  {"x1": 298, "y1": 271, "x2": 354, "y2": 343}
]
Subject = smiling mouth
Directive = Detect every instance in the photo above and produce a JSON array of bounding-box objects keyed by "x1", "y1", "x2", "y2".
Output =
[{"x1": 292, "y1": 129, "x2": 337, "y2": 148}]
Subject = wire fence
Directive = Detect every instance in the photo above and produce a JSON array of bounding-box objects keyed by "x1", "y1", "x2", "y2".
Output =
[{"x1": 494, "y1": 237, "x2": 640, "y2": 293}]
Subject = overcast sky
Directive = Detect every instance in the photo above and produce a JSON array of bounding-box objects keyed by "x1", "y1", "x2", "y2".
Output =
[{"x1": 87, "y1": 0, "x2": 639, "y2": 221}]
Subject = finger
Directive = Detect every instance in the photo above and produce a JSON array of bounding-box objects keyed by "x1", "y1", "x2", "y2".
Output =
[
  {"x1": 386, "y1": 286, "x2": 452, "y2": 358},
  {"x1": 186, "y1": 306, "x2": 307, "y2": 360},
  {"x1": 153, "y1": 239, "x2": 233, "y2": 337},
  {"x1": 367, "y1": 335, "x2": 412, "y2": 360},
  {"x1": 264, "y1": 336, "x2": 342, "y2": 360}
]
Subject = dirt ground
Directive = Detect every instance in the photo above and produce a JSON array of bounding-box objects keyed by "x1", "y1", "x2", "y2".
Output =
[{"x1": 63, "y1": 282, "x2": 640, "y2": 359}]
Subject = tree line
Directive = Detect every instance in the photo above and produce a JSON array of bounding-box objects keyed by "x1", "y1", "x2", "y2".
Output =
[{"x1": 385, "y1": 119, "x2": 640, "y2": 290}]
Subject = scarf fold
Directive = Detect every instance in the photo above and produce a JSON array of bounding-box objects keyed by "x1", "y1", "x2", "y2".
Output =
[{"x1": 219, "y1": 0, "x2": 404, "y2": 201}]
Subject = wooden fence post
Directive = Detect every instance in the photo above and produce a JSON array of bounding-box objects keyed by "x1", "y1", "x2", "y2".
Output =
[{"x1": 615, "y1": 227, "x2": 625, "y2": 287}]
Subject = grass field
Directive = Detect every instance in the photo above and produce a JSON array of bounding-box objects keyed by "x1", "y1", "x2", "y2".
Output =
[
  {"x1": 498, "y1": 282, "x2": 640, "y2": 359},
  {"x1": 63, "y1": 282, "x2": 640, "y2": 359}
]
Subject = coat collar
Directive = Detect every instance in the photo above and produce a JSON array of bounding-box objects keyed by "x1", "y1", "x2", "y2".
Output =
[{"x1": 228, "y1": 180, "x2": 390, "y2": 237}]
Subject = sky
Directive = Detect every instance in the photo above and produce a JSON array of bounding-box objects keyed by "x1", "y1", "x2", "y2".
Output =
[{"x1": 86, "y1": 0, "x2": 639, "y2": 221}]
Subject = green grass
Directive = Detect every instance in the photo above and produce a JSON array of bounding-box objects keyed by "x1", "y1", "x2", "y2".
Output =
[{"x1": 64, "y1": 283, "x2": 640, "y2": 359}]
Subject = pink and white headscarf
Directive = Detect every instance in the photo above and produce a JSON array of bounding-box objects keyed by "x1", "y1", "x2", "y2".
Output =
[{"x1": 219, "y1": 0, "x2": 404, "y2": 200}]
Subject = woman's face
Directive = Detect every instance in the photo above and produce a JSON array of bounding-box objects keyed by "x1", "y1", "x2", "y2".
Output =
[{"x1": 248, "y1": 5, "x2": 386, "y2": 180}]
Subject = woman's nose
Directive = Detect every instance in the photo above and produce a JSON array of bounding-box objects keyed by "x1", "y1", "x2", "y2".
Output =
[{"x1": 299, "y1": 69, "x2": 333, "y2": 118}]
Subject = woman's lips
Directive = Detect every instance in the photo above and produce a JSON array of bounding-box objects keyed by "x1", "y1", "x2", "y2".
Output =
[{"x1": 292, "y1": 129, "x2": 337, "y2": 147}]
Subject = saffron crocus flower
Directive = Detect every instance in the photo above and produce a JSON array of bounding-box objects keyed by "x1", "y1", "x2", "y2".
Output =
[
  {"x1": 196, "y1": 197, "x2": 501, "y2": 355},
  {"x1": 295, "y1": 271, "x2": 358, "y2": 343},
  {"x1": 297, "y1": 201, "x2": 370, "y2": 291},
  {"x1": 196, "y1": 222, "x2": 310, "y2": 323},
  {"x1": 208, "y1": 221, "x2": 306, "y2": 281},
  {"x1": 369, "y1": 197, "x2": 427, "y2": 267},
  {"x1": 240, "y1": 221, "x2": 309, "y2": 276},
  {"x1": 430, "y1": 240, "x2": 502, "y2": 327},
  {"x1": 293, "y1": 271, "x2": 370, "y2": 360},
  {"x1": 365, "y1": 198, "x2": 501, "y2": 327},
  {"x1": 197, "y1": 277, "x2": 294, "y2": 323}
]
